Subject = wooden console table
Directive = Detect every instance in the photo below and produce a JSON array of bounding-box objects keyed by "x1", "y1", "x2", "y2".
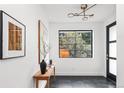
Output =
[{"x1": 33, "y1": 65, "x2": 55, "y2": 88}]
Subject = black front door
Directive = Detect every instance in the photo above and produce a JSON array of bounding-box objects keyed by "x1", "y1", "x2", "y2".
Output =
[{"x1": 106, "y1": 21, "x2": 116, "y2": 82}]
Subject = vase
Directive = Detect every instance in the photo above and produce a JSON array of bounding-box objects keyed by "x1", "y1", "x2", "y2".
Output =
[
  {"x1": 50, "y1": 59, "x2": 52, "y2": 65},
  {"x1": 40, "y1": 59, "x2": 47, "y2": 74}
]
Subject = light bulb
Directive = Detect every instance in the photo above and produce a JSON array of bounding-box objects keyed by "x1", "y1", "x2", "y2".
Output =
[
  {"x1": 89, "y1": 14, "x2": 94, "y2": 17},
  {"x1": 82, "y1": 17, "x2": 88, "y2": 21},
  {"x1": 67, "y1": 13, "x2": 74, "y2": 17}
]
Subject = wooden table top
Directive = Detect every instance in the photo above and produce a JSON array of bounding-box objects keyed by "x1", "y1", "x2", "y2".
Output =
[{"x1": 33, "y1": 66, "x2": 54, "y2": 78}]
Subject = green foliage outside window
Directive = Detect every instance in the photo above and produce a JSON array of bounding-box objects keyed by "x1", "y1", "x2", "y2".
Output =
[{"x1": 59, "y1": 30, "x2": 92, "y2": 58}]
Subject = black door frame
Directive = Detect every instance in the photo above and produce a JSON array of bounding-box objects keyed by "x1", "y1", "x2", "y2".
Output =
[{"x1": 106, "y1": 21, "x2": 116, "y2": 82}]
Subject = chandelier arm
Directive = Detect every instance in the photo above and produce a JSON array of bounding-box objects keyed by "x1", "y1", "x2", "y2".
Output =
[
  {"x1": 77, "y1": 14, "x2": 94, "y2": 16},
  {"x1": 83, "y1": 9, "x2": 85, "y2": 16},
  {"x1": 78, "y1": 4, "x2": 96, "y2": 15}
]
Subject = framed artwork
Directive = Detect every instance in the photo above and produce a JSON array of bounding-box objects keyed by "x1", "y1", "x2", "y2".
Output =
[
  {"x1": 38, "y1": 20, "x2": 44, "y2": 64},
  {"x1": 38, "y1": 20, "x2": 49, "y2": 64},
  {"x1": 0, "y1": 10, "x2": 26, "y2": 59},
  {"x1": 59, "y1": 30, "x2": 93, "y2": 58}
]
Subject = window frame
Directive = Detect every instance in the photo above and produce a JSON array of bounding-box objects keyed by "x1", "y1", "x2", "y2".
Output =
[{"x1": 58, "y1": 30, "x2": 93, "y2": 58}]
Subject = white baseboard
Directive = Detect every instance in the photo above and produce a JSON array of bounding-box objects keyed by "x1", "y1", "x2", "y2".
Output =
[{"x1": 55, "y1": 72, "x2": 105, "y2": 76}]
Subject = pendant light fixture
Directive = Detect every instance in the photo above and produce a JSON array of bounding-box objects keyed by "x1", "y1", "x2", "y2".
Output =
[{"x1": 67, "y1": 4, "x2": 96, "y2": 21}]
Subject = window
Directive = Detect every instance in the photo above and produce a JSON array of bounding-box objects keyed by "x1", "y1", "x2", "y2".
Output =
[{"x1": 59, "y1": 30, "x2": 93, "y2": 58}]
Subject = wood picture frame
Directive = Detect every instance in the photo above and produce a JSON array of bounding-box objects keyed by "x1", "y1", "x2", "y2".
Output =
[
  {"x1": 38, "y1": 20, "x2": 40, "y2": 64},
  {"x1": 38, "y1": 20, "x2": 44, "y2": 64},
  {"x1": 38, "y1": 20, "x2": 49, "y2": 64},
  {"x1": 0, "y1": 10, "x2": 26, "y2": 59}
]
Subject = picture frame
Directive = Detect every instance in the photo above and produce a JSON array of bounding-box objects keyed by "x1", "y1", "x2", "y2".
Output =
[
  {"x1": 38, "y1": 20, "x2": 49, "y2": 64},
  {"x1": 38, "y1": 20, "x2": 44, "y2": 64},
  {"x1": 0, "y1": 10, "x2": 26, "y2": 59}
]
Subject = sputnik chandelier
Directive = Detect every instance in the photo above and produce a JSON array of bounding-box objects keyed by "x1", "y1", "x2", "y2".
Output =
[{"x1": 67, "y1": 4, "x2": 96, "y2": 21}]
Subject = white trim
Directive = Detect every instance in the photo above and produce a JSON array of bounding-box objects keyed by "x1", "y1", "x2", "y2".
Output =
[{"x1": 55, "y1": 72, "x2": 105, "y2": 76}]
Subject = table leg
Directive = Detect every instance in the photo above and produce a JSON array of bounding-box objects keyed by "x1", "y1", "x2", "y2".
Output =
[
  {"x1": 47, "y1": 78, "x2": 50, "y2": 88},
  {"x1": 54, "y1": 67, "x2": 55, "y2": 79},
  {"x1": 36, "y1": 79, "x2": 39, "y2": 88}
]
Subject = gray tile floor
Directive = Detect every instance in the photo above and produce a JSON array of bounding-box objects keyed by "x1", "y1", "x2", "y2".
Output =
[{"x1": 50, "y1": 76, "x2": 116, "y2": 88}]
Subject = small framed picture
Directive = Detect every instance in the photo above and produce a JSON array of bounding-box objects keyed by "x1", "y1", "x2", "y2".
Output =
[{"x1": 0, "y1": 10, "x2": 26, "y2": 59}]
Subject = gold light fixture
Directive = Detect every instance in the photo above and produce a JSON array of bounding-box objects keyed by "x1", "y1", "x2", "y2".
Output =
[{"x1": 67, "y1": 4, "x2": 96, "y2": 21}]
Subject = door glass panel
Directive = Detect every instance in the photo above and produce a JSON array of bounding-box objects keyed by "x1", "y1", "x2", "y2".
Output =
[
  {"x1": 109, "y1": 59, "x2": 117, "y2": 75},
  {"x1": 109, "y1": 43, "x2": 116, "y2": 57},
  {"x1": 109, "y1": 25, "x2": 116, "y2": 41}
]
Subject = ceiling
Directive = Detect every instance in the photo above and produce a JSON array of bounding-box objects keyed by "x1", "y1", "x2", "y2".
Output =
[{"x1": 42, "y1": 4, "x2": 116, "y2": 23}]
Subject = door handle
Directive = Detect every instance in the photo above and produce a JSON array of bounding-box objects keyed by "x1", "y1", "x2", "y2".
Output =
[{"x1": 106, "y1": 54, "x2": 109, "y2": 60}]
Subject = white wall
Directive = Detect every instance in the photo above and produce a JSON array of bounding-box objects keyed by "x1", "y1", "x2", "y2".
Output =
[
  {"x1": 117, "y1": 5, "x2": 124, "y2": 88},
  {"x1": 0, "y1": 5, "x2": 49, "y2": 88},
  {"x1": 49, "y1": 22, "x2": 105, "y2": 76}
]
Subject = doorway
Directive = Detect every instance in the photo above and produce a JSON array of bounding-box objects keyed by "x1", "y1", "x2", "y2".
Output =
[{"x1": 106, "y1": 21, "x2": 116, "y2": 82}]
